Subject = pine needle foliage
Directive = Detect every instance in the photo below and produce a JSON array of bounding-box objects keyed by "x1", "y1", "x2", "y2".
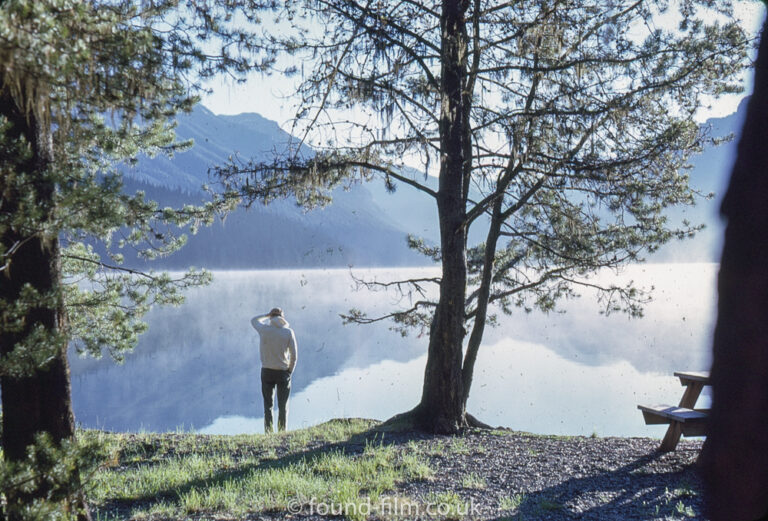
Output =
[
  {"x1": 1, "y1": 0, "x2": 274, "y2": 517},
  {"x1": 216, "y1": 0, "x2": 756, "y2": 429}
]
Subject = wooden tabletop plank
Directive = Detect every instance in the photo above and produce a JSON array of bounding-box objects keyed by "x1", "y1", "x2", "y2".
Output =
[
  {"x1": 674, "y1": 371, "x2": 710, "y2": 384},
  {"x1": 638, "y1": 404, "x2": 708, "y2": 422}
]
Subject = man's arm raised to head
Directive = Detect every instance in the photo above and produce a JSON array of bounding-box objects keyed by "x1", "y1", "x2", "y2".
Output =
[{"x1": 251, "y1": 313, "x2": 270, "y2": 332}]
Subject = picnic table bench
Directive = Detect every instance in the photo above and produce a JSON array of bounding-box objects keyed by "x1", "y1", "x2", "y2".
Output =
[{"x1": 638, "y1": 371, "x2": 710, "y2": 452}]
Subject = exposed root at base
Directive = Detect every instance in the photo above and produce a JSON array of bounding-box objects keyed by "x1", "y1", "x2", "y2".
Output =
[
  {"x1": 465, "y1": 412, "x2": 493, "y2": 429},
  {"x1": 377, "y1": 407, "x2": 493, "y2": 434}
]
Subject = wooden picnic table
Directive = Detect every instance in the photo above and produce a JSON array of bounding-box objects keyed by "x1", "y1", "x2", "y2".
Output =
[{"x1": 638, "y1": 371, "x2": 710, "y2": 452}]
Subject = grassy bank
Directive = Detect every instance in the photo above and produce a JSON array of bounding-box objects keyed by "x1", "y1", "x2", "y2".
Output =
[
  {"x1": 87, "y1": 419, "x2": 437, "y2": 521},
  {"x1": 84, "y1": 418, "x2": 704, "y2": 521}
]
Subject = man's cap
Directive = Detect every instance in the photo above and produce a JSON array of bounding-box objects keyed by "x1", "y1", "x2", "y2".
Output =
[{"x1": 269, "y1": 307, "x2": 283, "y2": 317}]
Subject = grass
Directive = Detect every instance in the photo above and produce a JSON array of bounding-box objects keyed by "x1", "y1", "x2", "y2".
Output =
[
  {"x1": 77, "y1": 418, "x2": 704, "y2": 520},
  {"x1": 538, "y1": 498, "x2": 564, "y2": 511},
  {"x1": 422, "y1": 439, "x2": 447, "y2": 457},
  {"x1": 673, "y1": 479, "x2": 699, "y2": 499},
  {"x1": 86, "y1": 419, "x2": 435, "y2": 521},
  {"x1": 674, "y1": 500, "x2": 697, "y2": 518},
  {"x1": 488, "y1": 428, "x2": 576, "y2": 442},
  {"x1": 461, "y1": 472, "x2": 487, "y2": 490},
  {"x1": 499, "y1": 493, "x2": 525, "y2": 511},
  {"x1": 449, "y1": 437, "x2": 472, "y2": 455},
  {"x1": 660, "y1": 484, "x2": 698, "y2": 519}
]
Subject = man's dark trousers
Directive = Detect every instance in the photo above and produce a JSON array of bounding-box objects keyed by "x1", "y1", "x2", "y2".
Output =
[{"x1": 261, "y1": 368, "x2": 291, "y2": 432}]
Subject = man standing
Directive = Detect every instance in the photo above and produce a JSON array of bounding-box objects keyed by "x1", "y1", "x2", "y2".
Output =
[{"x1": 251, "y1": 307, "x2": 298, "y2": 433}]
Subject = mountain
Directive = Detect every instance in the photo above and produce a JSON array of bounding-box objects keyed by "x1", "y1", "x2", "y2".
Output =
[
  {"x1": 121, "y1": 100, "x2": 745, "y2": 268},
  {"x1": 127, "y1": 106, "x2": 312, "y2": 193},
  {"x1": 120, "y1": 106, "x2": 426, "y2": 268}
]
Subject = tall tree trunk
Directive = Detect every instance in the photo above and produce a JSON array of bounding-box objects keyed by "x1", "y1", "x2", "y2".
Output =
[
  {"x1": 0, "y1": 95, "x2": 88, "y2": 520},
  {"x1": 701, "y1": 14, "x2": 768, "y2": 521},
  {"x1": 414, "y1": 0, "x2": 470, "y2": 433}
]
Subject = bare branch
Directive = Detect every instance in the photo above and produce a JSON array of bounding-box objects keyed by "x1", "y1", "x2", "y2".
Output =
[
  {"x1": 341, "y1": 300, "x2": 437, "y2": 325},
  {"x1": 347, "y1": 161, "x2": 438, "y2": 198}
]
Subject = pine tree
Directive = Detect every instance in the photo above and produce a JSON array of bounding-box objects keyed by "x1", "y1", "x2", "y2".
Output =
[
  {"x1": 0, "y1": 1, "x2": 272, "y2": 517},
  {"x1": 218, "y1": 0, "x2": 755, "y2": 432}
]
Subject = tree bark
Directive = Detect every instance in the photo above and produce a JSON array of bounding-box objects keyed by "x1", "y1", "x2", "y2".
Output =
[
  {"x1": 0, "y1": 94, "x2": 88, "y2": 520},
  {"x1": 462, "y1": 192, "x2": 503, "y2": 406},
  {"x1": 701, "y1": 14, "x2": 768, "y2": 521},
  {"x1": 414, "y1": 0, "x2": 470, "y2": 433}
]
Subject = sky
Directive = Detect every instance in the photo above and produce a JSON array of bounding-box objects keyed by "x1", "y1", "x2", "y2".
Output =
[{"x1": 202, "y1": 1, "x2": 766, "y2": 128}]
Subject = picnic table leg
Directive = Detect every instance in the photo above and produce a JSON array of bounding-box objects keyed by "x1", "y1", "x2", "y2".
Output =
[
  {"x1": 679, "y1": 382, "x2": 704, "y2": 409},
  {"x1": 659, "y1": 382, "x2": 705, "y2": 452},
  {"x1": 660, "y1": 422, "x2": 683, "y2": 452}
]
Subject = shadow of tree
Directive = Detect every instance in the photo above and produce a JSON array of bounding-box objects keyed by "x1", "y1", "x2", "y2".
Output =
[{"x1": 95, "y1": 424, "x2": 705, "y2": 521}]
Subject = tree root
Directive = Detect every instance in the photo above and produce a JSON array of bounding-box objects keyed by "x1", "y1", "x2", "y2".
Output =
[
  {"x1": 378, "y1": 407, "x2": 493, "y2": 434},
  {"x1": 465, "y1": 412, "x2": 494, "y2": 430}
]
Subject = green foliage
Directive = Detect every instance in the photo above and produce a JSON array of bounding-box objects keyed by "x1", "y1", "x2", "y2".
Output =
[
  {"x1": 448, "y1": 437, "x2": 472, "y2": 456},
  {"x1": 499, "y1": 493, "x2": 526, "y2": 511},
  {"x1": 0, "y1": 284, "x2": 66, "y2": 377},
  {"x1": 62, "y1": 243, "x2": 213, "y2": 361},
  {"x1": 0, "y1": 0, "x2": 273, "y2": 517},
  {"x1": 0, "y1": 433, "x2": 107, "y2": 521},
  {"x1": 0, "y1": 0, "x2": 269, "y2": 372},
  {"x1": 423, "y1": 491, "x2": 469, "y2": 520},
  {"x1": 215, "y1": 150, "x2": 366, "y2": 209},
  {"x1": 674, "y1": 500, "x2": 697, "y2": 518},
  {"x1": 461, "y1": 472, "x2": 487, "y2": 489}
]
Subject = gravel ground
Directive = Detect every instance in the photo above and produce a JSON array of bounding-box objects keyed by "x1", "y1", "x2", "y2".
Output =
[
  {"x1": 399, "y1": 430, "x2": 703, "y2": 520},
  {"x1": 257, "y1": 425, "x2": 706, "y2": 521}
]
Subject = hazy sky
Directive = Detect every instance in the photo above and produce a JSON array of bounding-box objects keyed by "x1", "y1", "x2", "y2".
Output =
[{"x1": 202, "y1": 2, "x2": 766, "y2": 127}]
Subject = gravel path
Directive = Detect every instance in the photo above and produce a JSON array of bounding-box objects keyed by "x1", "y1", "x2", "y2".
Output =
[{"x1": 261, "y1": 426, "x2": 706, "y2": 521}]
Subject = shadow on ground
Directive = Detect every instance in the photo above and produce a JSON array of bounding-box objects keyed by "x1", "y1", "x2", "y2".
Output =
[
  {"x1": 95, "y1": 421, "x2": 704, "y2": 520},
  {"x1": 489, "y1": 447, "x2": 703, "y2": 520}
]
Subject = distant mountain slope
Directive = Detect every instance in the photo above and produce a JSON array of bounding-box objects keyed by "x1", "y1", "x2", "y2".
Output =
[
  {"x1": 122, "y1": 100, "x2": 743, "y2": 268},
  {"x1": 120, "y1": 106, "x2": 426, "y2": 268},
  {"x1": 127, "y1": 105, "x2": 306, "y2": 192}
]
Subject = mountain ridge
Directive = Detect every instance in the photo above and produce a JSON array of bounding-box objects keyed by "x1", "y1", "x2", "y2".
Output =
[
  {"x1": 121, "y1": 99, "x2": 746, "y2": 268},
  {"x1": 120, "y1": 106, "x2": 426, "y2": 268}
]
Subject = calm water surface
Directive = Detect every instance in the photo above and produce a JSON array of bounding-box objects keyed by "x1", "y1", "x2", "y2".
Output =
[{"x1": 69, "y1": 264, "x2": 717, "y2": 437}]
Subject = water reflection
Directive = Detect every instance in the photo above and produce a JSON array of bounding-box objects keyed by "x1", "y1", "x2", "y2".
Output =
[
  {"x1": 488, "y1": 263, "x2": 718, "y2": 372},
  {"x1": 70, "y1": 264, "x2": 716, "y2": 435},
  {"x1": 200, "y1": 340, "x2": 703, "y2": 437}
]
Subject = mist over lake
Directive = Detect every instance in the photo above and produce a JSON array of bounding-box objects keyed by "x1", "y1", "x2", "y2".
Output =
[
  {"x1": 69, "y1": 263, "x2": 716, "y2": 438},
  {"x1": 66, "y1": 100, "x2": 735, "y2": 437}
]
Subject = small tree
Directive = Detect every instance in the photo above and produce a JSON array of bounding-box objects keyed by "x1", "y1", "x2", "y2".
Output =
[
  {"x1": 0, "y1": 1, "x2": 270, "y2": 518},
  {"x1": 218, "y1": 0, "x2": 754, "y2": 433}
]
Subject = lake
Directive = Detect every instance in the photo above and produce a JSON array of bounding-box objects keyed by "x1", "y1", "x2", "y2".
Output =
[{"x1": 69, "y1": 264, "x2": 718, "y2": 438}]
